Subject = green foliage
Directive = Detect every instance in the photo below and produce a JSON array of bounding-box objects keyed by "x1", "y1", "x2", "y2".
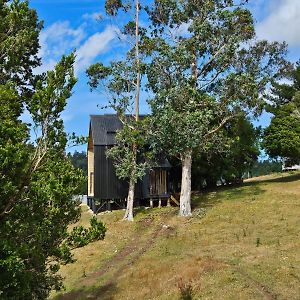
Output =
[
  {"x1": 145, "y1": 0, "x2": 287, "y2": 202},
  {"x1": 0, "y1": 2, "x2": 97, "y2": 299},
  {"x1": 105, "y1": 0, "x2": 124, "y2": 16},
  {"x1": 0, "y1": 0, "x2": 43, "y2": 91},
  {"x1": 0, "y1": 54, "x2": 84, "y2": 299},
  {"x1": 106, "y1": 119, "x2": 152, "y2": 183},
  {"x1": 67, "y1": 216, "x2": 106, "y2": 248},
  {"x1": 250, "y1": 160, "x2": 282, "y2": 177},
  {"x1": 263, "y1": 61, "x2": 300, "y2": 162},
  {"x1": 263, "y1": 102, "x2": 300, "y2": 162},
  {"x1": 268, "y1": 61, "x2": 300, "y2": 109},
  {"x1": 68, "y1": 151, "x2": 88, "y2": 194},
  {"x1": 192, "y1": 116, "x2": 260, "y2": 188}
]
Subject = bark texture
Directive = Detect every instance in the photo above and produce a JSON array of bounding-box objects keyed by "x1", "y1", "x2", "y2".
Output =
[
  {"x1": 124, "y1": 177, "x2": 135, "y2": 221},
  {"x1": 180, "y1": 149, "x2": 192, "y2": 217}
]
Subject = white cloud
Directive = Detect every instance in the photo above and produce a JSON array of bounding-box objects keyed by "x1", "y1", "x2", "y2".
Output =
[
  {"x1": 256, "y1": 0, "x2": 300, "y2": 46},
  {"x1": 75, "y1": 26, "x2": 119, "y2": 73},
  {"x1": 39, "y1": 21, "x2": 85, "y2": 58},
  {"x1": 82, "y1": 12, "x2": 104, "y2": 21},
  {"x1": 36, "y1": 20, "x2": 118, "y2": 75}
]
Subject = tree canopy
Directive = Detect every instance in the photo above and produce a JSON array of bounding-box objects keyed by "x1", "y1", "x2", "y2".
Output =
[
  {"x1": 264, "y1": 62, "x2": 300, "y2": 163},
  {"x1": 0, "y1": 2, "x2": 106, "y2": 298},
  {"x1": 145, "y1": 0, "x2": 287, "y2": 216}
]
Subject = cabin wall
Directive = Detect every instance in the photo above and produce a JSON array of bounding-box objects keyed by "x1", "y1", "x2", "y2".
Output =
[
  {"x1": 94, "y1": 146, "x2": 129, "y2": 199},
  {"x1": 88, "y1": 139, "x2": 94, "y2": 197}
]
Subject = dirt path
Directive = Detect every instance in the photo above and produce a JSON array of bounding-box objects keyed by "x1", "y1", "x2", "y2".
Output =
[
  {"x1": 55, "y1": 216, "x2": 174, "y2": 300},
  {"x1": 232, "y1": 266, "x2": 280, "y2": 300}
]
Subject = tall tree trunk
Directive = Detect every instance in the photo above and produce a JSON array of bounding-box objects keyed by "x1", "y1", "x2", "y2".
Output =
[
  {"x1": 124, "y1": 0, "x2": 140, "y2": 221},
  {"x1": 135, "y1": 0, "x2": 140, "y2": 121},
  {"x1": 124, "y1": 175, "x2": 135, "y2": 221},
  {"x1": 179, "y1": 149, "x2": 192, "y2": 217}
]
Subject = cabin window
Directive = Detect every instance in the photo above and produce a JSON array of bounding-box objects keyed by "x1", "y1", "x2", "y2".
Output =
[{"x1": 89, "y1": 172, "x2": 94, "y2": 194}]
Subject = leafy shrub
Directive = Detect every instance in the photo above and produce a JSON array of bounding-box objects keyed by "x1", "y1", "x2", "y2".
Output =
[{"x1": 67, "y1": 217, "x2": 106, "y2": 248}]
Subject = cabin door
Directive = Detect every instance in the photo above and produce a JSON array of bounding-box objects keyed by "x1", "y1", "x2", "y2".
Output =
[{"x1": 149, "y1": 169, "x2": 168, "y2": 196}]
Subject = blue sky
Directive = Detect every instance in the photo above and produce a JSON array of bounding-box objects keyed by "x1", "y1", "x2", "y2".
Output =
[{"x1": 28, "y1": 0, "x2": 300, "y2": 152}]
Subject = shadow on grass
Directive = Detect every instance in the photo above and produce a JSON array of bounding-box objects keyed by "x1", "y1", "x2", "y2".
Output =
[
  {"x1": 192, "y1": 172, "x2": 300, "y2": 211},
  {"x1": 53, "y1": 282, "x2": 118, "y2": 300},
  {"x1": 245, "y1": 172, "x2": 300, "y2": 185},
  {"x1": 192, "y1": 181, "x2": 266, "y2": 210}
]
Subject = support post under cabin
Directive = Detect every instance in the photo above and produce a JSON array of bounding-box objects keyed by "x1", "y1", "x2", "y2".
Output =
[
  {"x1": 91, "y1": 199, "x2": 96, "y2": 214},
  {"x1": 107, "y1": 201, "x2": 112, "y2": 212},
  {"x1": 167, "y1": 197, "x2": 171, "y2": 207},
  {"x1": 150, "y1": 198, "x2": 153, "y2": 208}
]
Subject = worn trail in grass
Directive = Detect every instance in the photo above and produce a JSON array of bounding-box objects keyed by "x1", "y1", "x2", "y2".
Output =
[{"x1": 52, "y1": 172, "x2": 300, "y2": 300}]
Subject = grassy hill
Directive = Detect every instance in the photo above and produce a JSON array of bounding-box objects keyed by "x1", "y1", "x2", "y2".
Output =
[{"x1": 52, "y1": 172, "x2": 300, "y2": 300}]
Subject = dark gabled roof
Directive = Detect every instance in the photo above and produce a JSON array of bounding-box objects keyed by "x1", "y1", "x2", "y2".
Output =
[
  {"x1": 90, "y1": 115, "x2": 122, "y2": 146},
  {"x1": 90, "y1": 114, "x2": 146, "y2": 146},
  {"x1": 90, "y1": 114, "x2": 172, "y2": 169}
]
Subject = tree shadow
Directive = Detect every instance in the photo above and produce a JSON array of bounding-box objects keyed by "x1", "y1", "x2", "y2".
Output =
[
  {"x1": 192, "y1": 181, "x2": 265, "y2": 211},
  {"x1": 244, "y1": 172, "x2": 300, "y2": 185},
  {"x1": 53, "y1": 281, "x2": 118, "y2": 300}
]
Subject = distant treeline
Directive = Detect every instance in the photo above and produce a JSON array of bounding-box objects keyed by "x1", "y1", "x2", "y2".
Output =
[
  {"x1": 68, "y1": 151, "x2": 283, "y2": 193},
  {"x1": 68, "y1": 151, "x2": 87, "y2": 194},
  {"x1": 249, "y1": 160, "x2": 282, "y2": 178}
]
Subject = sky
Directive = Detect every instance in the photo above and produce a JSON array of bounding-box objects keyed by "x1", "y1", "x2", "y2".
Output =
[{"x1": 28, "y1": 0, "x2": 300, "y2": 152}]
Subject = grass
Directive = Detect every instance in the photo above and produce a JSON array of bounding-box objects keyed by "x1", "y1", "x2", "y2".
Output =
[{"x1": 51, "y1": 171, "x2": 300, "y2": 300}]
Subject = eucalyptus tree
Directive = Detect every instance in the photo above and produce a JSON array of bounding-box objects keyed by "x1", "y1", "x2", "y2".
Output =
[
  {"x1": 145, "y1": 0, "x2": 288, "y2": 216},
  {"x1": 87, "y1": 0, "x2": 145, "y2": 221}
]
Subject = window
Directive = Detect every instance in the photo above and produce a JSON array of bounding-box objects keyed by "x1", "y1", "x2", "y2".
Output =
[{"x1": 90, "y1": 172, "x2": 94, "y2": 194}]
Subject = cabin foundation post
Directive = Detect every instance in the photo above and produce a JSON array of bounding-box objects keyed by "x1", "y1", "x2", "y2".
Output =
[
  {"x1": 158, "y1": 198, "x2": 162, "y2": 208},
  {"x1": 91, "y1": 199, "x2": 96, "y2": 214},
  {"x1": 167, "y1": 197, "x2": 171, "y2": 207},
  {"x1": 107, "y1": 201, "x2": 112, "y2": 212},
  {"x1": 150, "y1": 198, "x2": 153, "y2": 208}
]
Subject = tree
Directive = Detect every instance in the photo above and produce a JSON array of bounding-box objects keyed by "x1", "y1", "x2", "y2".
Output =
[
  {"x1": 68, "y1": 151, "x2": 88, "y2": 194},
  {"x1": 87, "y1": 0, "x2": 144, "y2": 221},
  {"x1": 192, "y1": 116, "x2": 260, "y2": 189},
  {"x1": 0, "y1": 0, "x2": 42, "y2": 91},
  {"x1": 0, "y1": 2, "x2": 106, "y2": 298},
  {"x1": 250, "y1": 160, "x2": 282, "y2": 177},
  {"x1": 145, "y1": 0, "x2": 287, "y2": 216},
  {"x1": 269, "y1": 61, "x2": 300, "y2": 108},
  {"x1": 263, "y1": 61, "x2": 300, "y2": 163},
  {"x1": 263, "y1": 102, "x2": 300, "y2": 163}
]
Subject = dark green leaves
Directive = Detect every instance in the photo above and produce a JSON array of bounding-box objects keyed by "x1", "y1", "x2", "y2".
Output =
[
  {"x1": 105, "y1": 0, "x2": 124, "y2": 16},
  {"x1": 67, "y1": 216, "x2": 106, "y2": 248}
]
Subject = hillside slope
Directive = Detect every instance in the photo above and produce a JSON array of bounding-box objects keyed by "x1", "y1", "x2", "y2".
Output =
[{"x1": 53, "y1": 172, "x2": 300, "y2": 300}]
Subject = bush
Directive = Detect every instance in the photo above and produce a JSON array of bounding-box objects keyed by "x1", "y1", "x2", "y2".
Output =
[{"x1": 67, "y1": 217, "x2": 106, "y2": 248}]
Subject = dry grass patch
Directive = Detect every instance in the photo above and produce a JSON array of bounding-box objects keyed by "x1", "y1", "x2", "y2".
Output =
[{"x1": 52, "y1": 172, "x2": 300, "y2": 299}]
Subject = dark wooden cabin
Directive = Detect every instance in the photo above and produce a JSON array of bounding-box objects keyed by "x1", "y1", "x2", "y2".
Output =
[{"x1": 87, "y1": 114, "x2": 172, "y2": 213}]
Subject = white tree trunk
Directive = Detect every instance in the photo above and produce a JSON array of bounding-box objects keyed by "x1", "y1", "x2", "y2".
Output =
[
  {"x1": 123, "y1": 0, "x2": 140, "y2": 222},
  {"x1": 135, "y1": 0, "x2": 140, "y2": 120},
  {"x1": 124, "y1": 177, "x2": 135, "y2": 221},
  {"x1": 179, "y1": 149, "x2": 192, "y2": 217}
]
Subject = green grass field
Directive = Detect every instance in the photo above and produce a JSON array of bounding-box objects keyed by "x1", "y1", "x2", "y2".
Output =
[{"x1": 52, "y1": 172, "x2": 300, "y2": 300}]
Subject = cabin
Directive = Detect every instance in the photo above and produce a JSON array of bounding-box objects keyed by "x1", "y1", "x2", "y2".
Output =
[
  {"x1": 282, "y1": 162, "x2": 300, "y2": 171},
  {"x1": 87, "y1": 114, "x2": 174, "y2": 213}
]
